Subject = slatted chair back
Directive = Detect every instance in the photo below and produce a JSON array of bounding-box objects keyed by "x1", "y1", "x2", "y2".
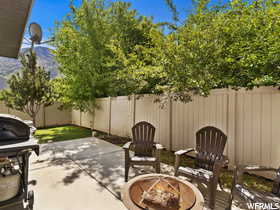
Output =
[
  {"x1": 132, "y1": 121, "x2": 156, "y2": 157},
  {"x1": 195, "y1": 126, "x2": 227, "y2": 171}
]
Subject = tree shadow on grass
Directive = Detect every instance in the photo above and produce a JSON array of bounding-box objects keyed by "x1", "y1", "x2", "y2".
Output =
[{"x1": 34, "y1": 126, "x2": 92, "y2": 144}]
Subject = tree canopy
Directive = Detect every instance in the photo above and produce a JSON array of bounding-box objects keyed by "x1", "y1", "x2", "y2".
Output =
[
  {"x1": 53, "y1": 0, "x2": 280, "y2": 109},
  {"x1": 162, "y1": 0, "x2": 280, "y2": 100},
  {"x1": 53, "y1": 0, "x2": 165, "y2": 110}
]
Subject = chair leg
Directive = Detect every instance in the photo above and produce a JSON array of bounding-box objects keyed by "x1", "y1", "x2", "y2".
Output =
[
  {"x1": 174, "y1": 169, "x2": 179, "y2": 177},
  {"x1": 174, "y1": 155, "x2": 180, "y2": 176},
  {"x1": 155, "y1": 162, "x2": 160, "y2": 174},
  {"x1": 208, "y1": 179, "x2": 218, "y2": 209},
  {"x1": 226, "y1": 194, "x2": 233, "y2": 210},
  {"x1": 125, "y1": 162, "x2": 130, "y2": 182},
  {"x1": 218, "y1": 177, "x2": 224, "y2": 191},
  {"x1": 124, "y1": 149, "x2": 130, "y2": 182},
  {"x1": 226, "y1": 185, "x2": 235, "y2": 210}
]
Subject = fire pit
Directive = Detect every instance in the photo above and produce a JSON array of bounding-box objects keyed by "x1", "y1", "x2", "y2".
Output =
[{"x1": 122, "y1": 174, "x2": 205, "y2": 210}]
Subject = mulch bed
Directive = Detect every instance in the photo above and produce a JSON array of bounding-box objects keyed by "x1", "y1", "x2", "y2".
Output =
[{"x1": 93, "y1": 130, "x2": 130, "y2": 146}]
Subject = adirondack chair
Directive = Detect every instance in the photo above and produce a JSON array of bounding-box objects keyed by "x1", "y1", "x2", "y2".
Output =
[
  {"x1": 174, "y1": 126, "x2": 228, "y2": 209},
  {"x1": 123, "y1": 121, "x2": 163, "y2": 182},
  {"x1": 228, "y1": 165, "x2": 280, "y2": 209}
]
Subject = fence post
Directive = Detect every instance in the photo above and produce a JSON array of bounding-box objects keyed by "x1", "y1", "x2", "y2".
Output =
[
  {"x1": 43, "y1": 105, "x2": 46, "y2": 128},
  {"x1": 91, "y1": 105, "x2": 95, "y2": 130},
  {"x1": 227, "y1": 89, "x2": 237, "y2": 169},
  {"x1": 79, "y1": 110, "x2": 82, "y2": 127},
  {"x1": 131, "y1": 94, "x2": 136, "y2": 128},
  {"x1": 169, "y1": 97, "x2": 173, "y2": 151},
  {"x1": 108, "y1": 97, "x2": 112, "y2": 135}
]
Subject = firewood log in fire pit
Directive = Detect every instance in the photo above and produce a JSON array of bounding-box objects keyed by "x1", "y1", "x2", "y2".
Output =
[{"x1": 140, "y1": 178, "x2": 180, "y2": 209}]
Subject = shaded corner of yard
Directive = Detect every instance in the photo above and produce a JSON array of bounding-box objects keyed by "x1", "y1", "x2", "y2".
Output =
[{"x1": 34, "y1": 125, "x2": 92, "y2": 144}]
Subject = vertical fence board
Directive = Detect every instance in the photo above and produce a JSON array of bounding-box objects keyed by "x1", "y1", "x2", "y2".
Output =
[
  {"x1": 252, "y1": 94, "x2": 261, "y2": 164},
  {"x1": 135, "y1": 95, "x2": 170, "y2": 149},
  {"x1": 93, "y1": 98, "x2": 110, "y2": 133},
  {"x1": 72, "y1": 109, "x2": 81, "y2": 126},
  {"x1": 44, "y1": 103, "x2": 71, "y2": 127},
  {"x1": 271, "y1": 93, "x2": 280, "y2": 168},
  {"x1": 243, "y1": 93, "x2": 252, "y2": 164},
  {"x1": 261, "y1": 94, "x2": 272, "y2": 166},
  {"x1": 236, "y1": 93, "x2": 244, "y2": 164},
  {"x1": 227, "y1": 91, "x2": 236, "y2": 166},
  {"x1": 110, "y1": 96, "x2": 131, "y2": 137},
  {"x1": 81, "y1": 111, "x2": 93, "y2": 129}
]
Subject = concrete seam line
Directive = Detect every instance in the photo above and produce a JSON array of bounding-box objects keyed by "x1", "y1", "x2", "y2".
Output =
[{"x1": 66, "y1": 155, "x2": 122, "y2": 201}]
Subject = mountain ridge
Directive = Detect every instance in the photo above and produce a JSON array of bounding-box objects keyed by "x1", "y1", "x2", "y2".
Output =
[{"x1": 0, "y1": 46, "x2": 58, "y2": 89}]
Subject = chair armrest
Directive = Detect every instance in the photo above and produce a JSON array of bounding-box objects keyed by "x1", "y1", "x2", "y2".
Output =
[
  {"x1": 154, "y1": 144, "x2": 164, "y2": 150},
  {"x1": 174, "y1": 148, "x2": 195, "y2": 176},
  {"x1": 175, "y1": 148, "x2": 195, "y2": 156},
  {"x1": 221, "y1": 155, "x2": 229, "y2": 167},
  {"x1": 123, "y1": 142, "x2": 132, "y2": 150},
  {"x1": 233, "y1": 165, "x2": 278, "y2": 187},
  {"x1": 238, "y1": 165, "x2": 277, "y2": 172},
  {"x1": 213, "y1": 155, "x2": 228, "y2": 177}
]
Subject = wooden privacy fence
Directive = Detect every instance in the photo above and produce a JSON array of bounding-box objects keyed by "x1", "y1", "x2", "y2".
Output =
[
  {"x1": 73, "y1": 87, "x2": 280, "y2": 168},
  {"x1": 0, "y1": 102, "x2": 71, "y2": 128}
]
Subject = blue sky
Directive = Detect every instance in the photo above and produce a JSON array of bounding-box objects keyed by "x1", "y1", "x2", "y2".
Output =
[
  {"x1": 24, "y1": 0, "x2": 225, "y2": 47},
  {"x1": 24, "y1": 0, "x2": 191, "y2": 44}
]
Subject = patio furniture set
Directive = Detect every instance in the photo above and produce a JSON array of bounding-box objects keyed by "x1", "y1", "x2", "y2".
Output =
[{"x1": 122, "y1": 121, "x2": 280, "y2": 210}]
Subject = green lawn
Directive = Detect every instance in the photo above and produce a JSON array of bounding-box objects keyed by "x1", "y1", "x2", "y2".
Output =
[{"x1": 35, "y1": 125, "x2": 92, "y2": 144}]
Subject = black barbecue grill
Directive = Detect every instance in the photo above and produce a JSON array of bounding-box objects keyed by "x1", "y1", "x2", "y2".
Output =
[{"x1": 0, "y1": 114, "x2": 39, "y2": 210}]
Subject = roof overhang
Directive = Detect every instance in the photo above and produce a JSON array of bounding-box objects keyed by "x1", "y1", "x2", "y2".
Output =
[{"x1": 0, "y1": 0, "x2": 34, "y2": 59}]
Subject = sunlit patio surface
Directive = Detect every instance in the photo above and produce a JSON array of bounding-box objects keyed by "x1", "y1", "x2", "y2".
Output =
[{"x1": 29, "y1": 137, "x2": 244, "y2": 210}]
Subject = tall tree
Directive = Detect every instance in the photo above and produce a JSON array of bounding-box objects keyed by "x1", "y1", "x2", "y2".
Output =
[
  {"x1": 0, "y1": 52, "x2": 54, "y2": 126},
  {"x1": 159, "y1": 0, "x2": 280, "y2": 102},
  {"x1": 53, "y1": 0, "x2": 165, "y2": 111}
]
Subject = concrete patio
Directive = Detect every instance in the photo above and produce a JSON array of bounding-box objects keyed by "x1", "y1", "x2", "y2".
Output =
[{"x1": 28, "y1": 137, "x2": 244, "y2": 210}]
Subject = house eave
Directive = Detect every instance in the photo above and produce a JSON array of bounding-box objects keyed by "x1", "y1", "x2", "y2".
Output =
[{"x1": 0, "y1": 0, "x2": 34, "y2": 59}]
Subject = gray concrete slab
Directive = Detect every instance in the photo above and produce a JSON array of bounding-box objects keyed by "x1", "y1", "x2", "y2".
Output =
[
  {"x1": 27, "y1": 137, "x2": 245, "y2": 210},
  {"x1": 47, "y1": 137, "x2": 122, "y2": 158},
  {"x1": 30, "y1": 163, "x2": 125, "y2": 210},
  {"x1": 68, "y1": 146, "x2": 174, "y2": 199},
  {"x1": 29, "y1": 138, "x2": 126, "y2": 210}
]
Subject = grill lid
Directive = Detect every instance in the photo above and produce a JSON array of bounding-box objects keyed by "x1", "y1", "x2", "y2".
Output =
[{"x1": 0, "y1": 114, "x2": 30, "y2": 142}]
